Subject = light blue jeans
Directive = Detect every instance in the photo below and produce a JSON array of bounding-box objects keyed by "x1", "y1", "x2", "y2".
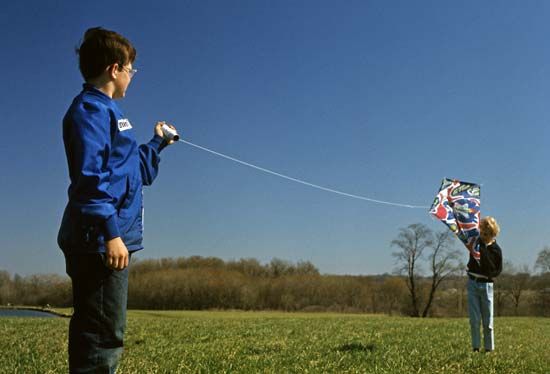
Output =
[{"x1": 467, "y1": 277, "x2": 494, "y2": 351}]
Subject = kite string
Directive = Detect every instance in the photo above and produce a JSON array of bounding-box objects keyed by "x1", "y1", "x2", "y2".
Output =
[{"x1": 178, "y1": 139, "x2": 429, "y2": 209}]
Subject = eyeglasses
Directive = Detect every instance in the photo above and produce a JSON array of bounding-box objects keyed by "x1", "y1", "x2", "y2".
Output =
[{"x1": 121, "y1": 66, "x2": 138, "y2": 78}]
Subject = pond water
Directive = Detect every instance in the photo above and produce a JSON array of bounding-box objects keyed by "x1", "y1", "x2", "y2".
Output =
[{"x1": 0, "y1": 309, "x2": 59, "y2": 318}]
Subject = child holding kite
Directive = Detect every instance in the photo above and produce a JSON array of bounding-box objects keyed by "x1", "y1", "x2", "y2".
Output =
[
  {"x1": 430, "y1": 179, "x2": 502, "y2": 352},
  {"x1": 466, "y1": 216, "x2": 502, "y2": 352}
]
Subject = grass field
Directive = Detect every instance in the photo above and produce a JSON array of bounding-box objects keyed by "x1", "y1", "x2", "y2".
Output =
[{"x1": 1, "y1": 310, "x2": 549, "y2": 373}]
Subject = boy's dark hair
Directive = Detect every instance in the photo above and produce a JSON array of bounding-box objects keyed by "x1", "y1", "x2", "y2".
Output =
[{"x1": 76, "y1": 27, "x2": 136, "y2": 81}]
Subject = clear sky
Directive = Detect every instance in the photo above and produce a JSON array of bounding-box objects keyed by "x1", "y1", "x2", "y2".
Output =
[{"x1": 1, "y1": 1, "x2": 549, "y2": 276}]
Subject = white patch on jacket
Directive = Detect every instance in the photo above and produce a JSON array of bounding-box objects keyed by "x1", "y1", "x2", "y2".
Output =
[{"x1": 117, "y1": 119, "x2": 133, "y2": 131}]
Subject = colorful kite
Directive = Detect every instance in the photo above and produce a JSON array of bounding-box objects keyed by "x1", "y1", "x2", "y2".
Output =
[{"x1": 429, "y1": 178, "x2": 481, "y2": 260}]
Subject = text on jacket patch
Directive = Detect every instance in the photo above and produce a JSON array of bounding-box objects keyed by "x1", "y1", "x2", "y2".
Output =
[{"x1": 118, "y1": 119, "x2": 133, "y2": 131}]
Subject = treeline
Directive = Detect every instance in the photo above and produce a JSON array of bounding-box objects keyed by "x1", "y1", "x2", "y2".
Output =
[
  {"x1": 0, "y1": 271, "x2": 72, "y2": 308},
  {"x1": 128, "y1": 257, "x2": 372, "y2": 312},
  {"x1": 1, "y1": 256, "x2": 549, "y2": 316}
]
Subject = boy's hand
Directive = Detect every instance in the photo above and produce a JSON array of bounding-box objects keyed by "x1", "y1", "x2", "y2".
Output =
[
  {"x1": 155, "y1": 121, "x2": 177, "y2": 145},
  {"x1": 105, "y1": 237, "x2": 129, "y2": 270}
]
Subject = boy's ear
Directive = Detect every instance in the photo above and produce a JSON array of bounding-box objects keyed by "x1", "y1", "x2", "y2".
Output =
[{"x1": 107, "y1": 63, "x2": 119, "y2": 79}]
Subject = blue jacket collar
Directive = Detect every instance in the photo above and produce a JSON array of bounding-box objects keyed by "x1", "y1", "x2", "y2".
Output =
[{"x1": 82, "y1": 83, "x2": 112, "y2": 102}]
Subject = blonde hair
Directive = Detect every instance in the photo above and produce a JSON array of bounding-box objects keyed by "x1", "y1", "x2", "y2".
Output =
[{"x1": 480, "y1": 216, "x2": 500, "y2": 237}]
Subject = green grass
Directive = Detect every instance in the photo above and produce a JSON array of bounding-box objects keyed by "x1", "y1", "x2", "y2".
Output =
[{"x1": 1, "y1": 311, "x2": 548, "y2": 373}]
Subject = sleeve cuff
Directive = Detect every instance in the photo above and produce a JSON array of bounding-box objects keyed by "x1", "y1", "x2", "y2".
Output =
[
  {"x1": 149, "y1": 134, "x2": 168, "y2": 153},
  {"x1": 104, "y1": 214, "x2": 121, "y2": 240}
]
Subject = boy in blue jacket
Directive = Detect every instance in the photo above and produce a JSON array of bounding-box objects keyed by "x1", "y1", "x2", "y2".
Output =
[{"x1": 58, "y1": 27, "x2": 177, "y2": 373}]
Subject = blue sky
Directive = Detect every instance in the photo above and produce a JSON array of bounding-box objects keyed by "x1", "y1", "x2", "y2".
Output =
[{"x1": 1, "y1": 1, "x2": 549, "y2": 276}]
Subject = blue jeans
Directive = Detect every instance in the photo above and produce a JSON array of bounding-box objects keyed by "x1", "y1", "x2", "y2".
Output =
[
  {"x1": 467, "y1": 277, "x2": 494, "y2": 351},
  {"x1": 65, "y1": 253, "x2": 129, "y2": 373}
]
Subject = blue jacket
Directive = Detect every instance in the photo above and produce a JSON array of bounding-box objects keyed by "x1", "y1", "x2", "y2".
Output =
[{"x1": 58, "y1": 84, "x2": 166, "y2": 253}]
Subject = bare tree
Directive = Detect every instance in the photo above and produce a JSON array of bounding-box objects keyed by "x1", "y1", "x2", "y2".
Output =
[
  {"x1": 508, "y1": 264, "x2": 531, "y2": 316},
  {"x1": 535, "y1": 247, "x2": 550, "y2": 273},
  {"x1": 422, "y1": 230, "x2": 462, "y2": 317},
  {"x1": 392, "y1": 223, "x2": 433, "y2": 317}
]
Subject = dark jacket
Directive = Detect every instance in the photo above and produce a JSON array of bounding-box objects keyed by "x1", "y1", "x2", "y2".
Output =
[{"x1": 467, "y1": 240, "x2": 502, "y2": 279}]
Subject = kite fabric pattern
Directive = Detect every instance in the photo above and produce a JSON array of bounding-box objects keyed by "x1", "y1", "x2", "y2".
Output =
[{"x1": 429, "y1": 178, "x2": 481, "y2": 260}]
